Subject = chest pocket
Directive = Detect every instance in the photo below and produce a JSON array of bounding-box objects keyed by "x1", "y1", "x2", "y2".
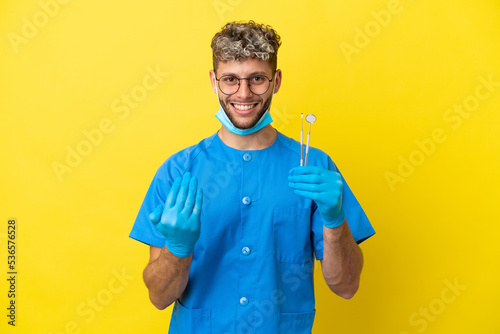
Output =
[{"x1": 273, "y1": 206, "x2": 312, "y2": 264}]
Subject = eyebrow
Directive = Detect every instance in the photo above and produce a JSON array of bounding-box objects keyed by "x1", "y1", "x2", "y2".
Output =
[{"x1": 221, "y1": 71, "x2": 271, "y2": 77}]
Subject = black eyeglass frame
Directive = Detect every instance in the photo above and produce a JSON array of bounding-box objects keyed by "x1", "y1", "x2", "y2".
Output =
[{"x1": 215, "y1": 73, "x2": 274, "y2": 96}]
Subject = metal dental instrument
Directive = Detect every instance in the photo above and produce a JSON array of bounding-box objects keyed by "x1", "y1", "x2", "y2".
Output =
[
  {"x1": 304, "y1": 114, "x2": 316, "y2": 166},
  {"x1": 300, "y1": 113, "x2": 304, "y2": 166}
]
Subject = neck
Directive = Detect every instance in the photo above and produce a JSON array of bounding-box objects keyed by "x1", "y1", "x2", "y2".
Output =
[{"x1": 218, "y1": 124, "x2": 277, "y2": 150}]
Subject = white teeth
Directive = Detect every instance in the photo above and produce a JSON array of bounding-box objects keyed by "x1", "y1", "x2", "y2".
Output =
[{"x1": 233, "y1": 104, "x2": 256, "y2": 111}]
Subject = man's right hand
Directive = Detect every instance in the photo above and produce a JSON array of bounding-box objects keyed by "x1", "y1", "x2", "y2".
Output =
[{"x1": 149, "y1": 172, "x2": 203, "y2": 258}]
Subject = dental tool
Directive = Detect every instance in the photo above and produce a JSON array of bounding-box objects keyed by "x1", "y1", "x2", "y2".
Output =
[
  {"x1": 300, "y1": 113, "x2": 304, "y2": 166},
  {"x1": 304, "y1": 114, "x2": 316, "y2": 166}
]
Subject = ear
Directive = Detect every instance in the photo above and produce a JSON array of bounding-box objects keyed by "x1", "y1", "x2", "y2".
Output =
[
  {"x1": 209, "y1": 69, "x2": 217, "y2": 94},
  {"x1": 273, "y1": 69, "x2": 282, "y2": 94}
]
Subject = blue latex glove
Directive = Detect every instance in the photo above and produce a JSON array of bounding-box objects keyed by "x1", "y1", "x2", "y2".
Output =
[
  {"x1": 149, "y1": 172, "x2": 203, "y2": 257},
  {"x1": 288, "y1": 166, "x2": 345, "y2": 228}
]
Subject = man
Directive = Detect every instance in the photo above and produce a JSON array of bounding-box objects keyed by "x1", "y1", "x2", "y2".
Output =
[{"x1": 130, "y1": 21, "x2": 375, "y2": 334}]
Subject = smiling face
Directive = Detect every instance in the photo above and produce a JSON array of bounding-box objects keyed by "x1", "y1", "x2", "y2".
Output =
[{"x1": 210, "y1": 58, "x2": 281, "y2": 130}]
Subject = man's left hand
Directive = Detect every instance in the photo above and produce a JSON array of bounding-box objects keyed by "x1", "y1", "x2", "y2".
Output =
[{"x1": 288, "y1": 166, "x2": 345, "y2": 228}]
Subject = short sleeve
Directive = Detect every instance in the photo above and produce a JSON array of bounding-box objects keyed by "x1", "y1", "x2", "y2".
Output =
[
  {"x1": 129, "y1": 165, "x2": 171, "y2": 248},
  {"x1": 311, "y1": 157, "x2": 375, "y2": 260}
]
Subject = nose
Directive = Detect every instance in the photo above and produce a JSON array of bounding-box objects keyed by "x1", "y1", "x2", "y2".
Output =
[{"x1": 234, "y1": 79, "x2": 253, "y2": 99}]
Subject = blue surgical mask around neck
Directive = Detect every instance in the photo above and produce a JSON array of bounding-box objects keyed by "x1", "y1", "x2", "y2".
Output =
[{"x1": 215, "y1": 72, "x2": 277, "y2": 136}]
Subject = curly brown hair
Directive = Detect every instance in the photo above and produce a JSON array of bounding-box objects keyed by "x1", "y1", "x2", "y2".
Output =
[{"x1": 211, "y1": 20, "x2": 282, "y2": 74}]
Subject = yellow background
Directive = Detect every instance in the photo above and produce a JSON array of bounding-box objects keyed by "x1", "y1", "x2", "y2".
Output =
[{"x1": 1, "y1": 0, "x2": 499, "y2": 333}]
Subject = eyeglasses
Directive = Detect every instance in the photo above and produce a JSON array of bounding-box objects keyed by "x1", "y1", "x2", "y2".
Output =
[{"x1": 215, "y1": 74, "x2": 273, "y2": 95}]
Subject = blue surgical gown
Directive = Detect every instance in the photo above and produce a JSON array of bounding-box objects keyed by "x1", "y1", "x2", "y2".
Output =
[{"x1": 129, "y1": 130, "x2": 375, "y2": 334}]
